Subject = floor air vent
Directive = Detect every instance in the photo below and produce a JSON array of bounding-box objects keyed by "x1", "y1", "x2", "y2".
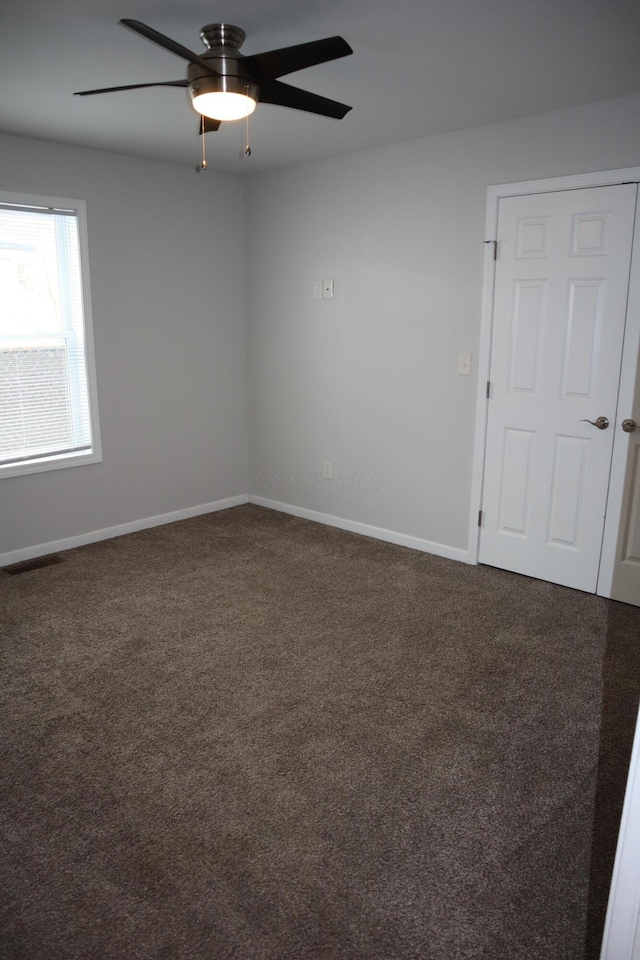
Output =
[{"x1": 3, "y1": 555, "x2": 63, "y2": 576}]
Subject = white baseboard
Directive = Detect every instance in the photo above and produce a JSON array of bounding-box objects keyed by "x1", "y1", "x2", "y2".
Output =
[
  {"x1": 249, "y1": 495, "x2": 471, "y2": 564},
  {"x1": 0, "y1": 494, "x2": 249, "y2": 567},
  {"x1": 2, "y1": 493, "x2": 471, "y2": 569}
]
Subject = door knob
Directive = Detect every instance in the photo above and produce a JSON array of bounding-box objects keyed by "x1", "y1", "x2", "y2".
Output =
[
  {"x1": 580, "y1": 416, "x2": 609, "y2": 430},
  {"x1": 622, "y1": 419, "x2": 637, "y2": 433}
]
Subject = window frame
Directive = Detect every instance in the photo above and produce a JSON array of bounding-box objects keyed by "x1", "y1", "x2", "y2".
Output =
[{"x1": 0, "y1": 190, "x2": 102, "y2": 479}]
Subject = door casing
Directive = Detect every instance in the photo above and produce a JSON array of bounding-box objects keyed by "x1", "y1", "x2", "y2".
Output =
[{"x1": 469, "y1": 167, "x2": 640, "y2": 598}]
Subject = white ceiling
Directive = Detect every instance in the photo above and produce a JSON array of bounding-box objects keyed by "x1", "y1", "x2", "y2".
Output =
[{"x1": 1, "y1": 0, "x2": 640, "y2": 176}]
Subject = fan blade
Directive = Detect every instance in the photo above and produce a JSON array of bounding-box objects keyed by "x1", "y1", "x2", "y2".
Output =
[
  {"x1": 244, "y1": 36, "x2": 352, "y2": 80},
  {"x1": 75, "y1": 80, "x2": 188, "y2": 96},
  {"x1": 258, "y1": 80, "x2": 351, "y2": 119},
  {"x1": 120, "y1": 19, "x2": 218, "y2": 76},
  {"x1": 199, "y1": 117, "x2": 221, "y2": 134}
]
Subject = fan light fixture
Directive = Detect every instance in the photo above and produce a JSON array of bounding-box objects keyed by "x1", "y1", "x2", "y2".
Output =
[
  {"x1": 74, "y1": 19, "x2": 354, "y2": 147},
  {"x1": 190, "y1": 75, "x2": 258, "y2": 121}
]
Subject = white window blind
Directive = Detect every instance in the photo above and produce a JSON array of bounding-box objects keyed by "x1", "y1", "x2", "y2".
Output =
[{"x1": 0, "y1": 196, "x2": 101, "y2": 477}]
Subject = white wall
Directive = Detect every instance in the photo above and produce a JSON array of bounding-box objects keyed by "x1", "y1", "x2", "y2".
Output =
[
  {"x1": 0, "y1": 133, "x2": 248, "y2": 557},
  {"x1": 3, "y1": 94, "x2": 640, "y2": 562},
  {"x1": 245, "y1": 94, "x2": 640, "y2": 556}
]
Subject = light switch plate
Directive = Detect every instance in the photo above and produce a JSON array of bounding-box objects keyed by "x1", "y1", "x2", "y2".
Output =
[{"x1": 458, "y1": 352, "x2": 472, "y2": 376}]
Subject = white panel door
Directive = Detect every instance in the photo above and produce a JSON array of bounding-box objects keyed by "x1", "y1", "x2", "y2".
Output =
[
  {"x1": 605, "y1": 428, "x2": 640, "y2": 602},
  {"x1": 479, "y1": 185, "x2": 636, "y2": 592},
  {"x1": 598, "y1": 196, "x2": 640, "y2": 605}
]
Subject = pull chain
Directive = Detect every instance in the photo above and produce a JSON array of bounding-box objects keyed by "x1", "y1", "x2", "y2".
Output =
[
  {"x1": 244, "y1": 111, "x2": 251, "y2": 157},
  {"x1": 200, "y1": 114, "x2": 207, "y2": 170}
]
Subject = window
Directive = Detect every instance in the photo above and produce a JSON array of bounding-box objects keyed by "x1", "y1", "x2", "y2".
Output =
[{"x1": 0, "y1": 192, "x2": 101, "y2": 478}]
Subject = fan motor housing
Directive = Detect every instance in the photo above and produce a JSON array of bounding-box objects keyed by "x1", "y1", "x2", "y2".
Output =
[
  {"x1": 187, "y1": 55, "x2": 255, "y2": 82},
  {"x1": 199, "y1": 23, "x2": 246, "y2": 50},
  {"x1": 187, "y1": 23, "x2": 259, "y2": 111},
  {"x1": 188, "y1": 73, "x2": 259, "y2": 106},
  {"x1": 187, "y1": 22, "x2": 258, "y2": 99}
]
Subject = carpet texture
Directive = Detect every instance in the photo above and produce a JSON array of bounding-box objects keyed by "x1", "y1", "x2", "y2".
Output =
[{"x1": 1, "y1": 504, "x2": 639, "y2": 960}]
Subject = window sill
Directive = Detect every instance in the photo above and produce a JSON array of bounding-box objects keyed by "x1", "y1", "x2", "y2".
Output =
[{"x1": 0, "y1": 448, "x2": 103, "y2": 480}]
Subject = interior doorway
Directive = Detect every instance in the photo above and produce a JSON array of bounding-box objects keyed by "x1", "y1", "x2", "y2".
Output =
[{"x1": 469, "y1": 168, "x2": 640, "y2": 606}]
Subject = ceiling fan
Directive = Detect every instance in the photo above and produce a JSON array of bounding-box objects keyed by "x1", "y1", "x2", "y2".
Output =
[{"x1": 74, "y1": 20, "x2": 353, "y2": 135}]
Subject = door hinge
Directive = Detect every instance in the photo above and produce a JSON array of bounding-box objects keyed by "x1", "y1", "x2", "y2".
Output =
[
  {"x1": 478, "y1": 509, "x2": 483, "y2": 527},
  {"x1": 486, "y1": 380, "x2": 491, "y2": 399},
  {"x1": 484, "y1": 240, "x2": 498, "y2": 260}
]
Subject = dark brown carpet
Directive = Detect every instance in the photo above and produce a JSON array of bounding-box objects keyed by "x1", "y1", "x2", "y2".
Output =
[{"x1": 1, "y1": 504, "x2": 639, "y2": 960}]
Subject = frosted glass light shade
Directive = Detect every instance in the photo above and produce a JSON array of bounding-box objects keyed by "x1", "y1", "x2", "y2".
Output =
[
  {"x1": 192, "y1": 91, "x2": 256, "y2": 121},
  {"x1": 189, "y1": 74, "x2": 259, "y2": 121}
]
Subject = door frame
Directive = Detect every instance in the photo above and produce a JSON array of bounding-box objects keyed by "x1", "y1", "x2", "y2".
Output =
[
  {"x1": 468, "y1": 167, "x2": 640, "y2": 593},
  {"x1": 599, "y1": 704, "x2": 640, "y2": 960}
]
